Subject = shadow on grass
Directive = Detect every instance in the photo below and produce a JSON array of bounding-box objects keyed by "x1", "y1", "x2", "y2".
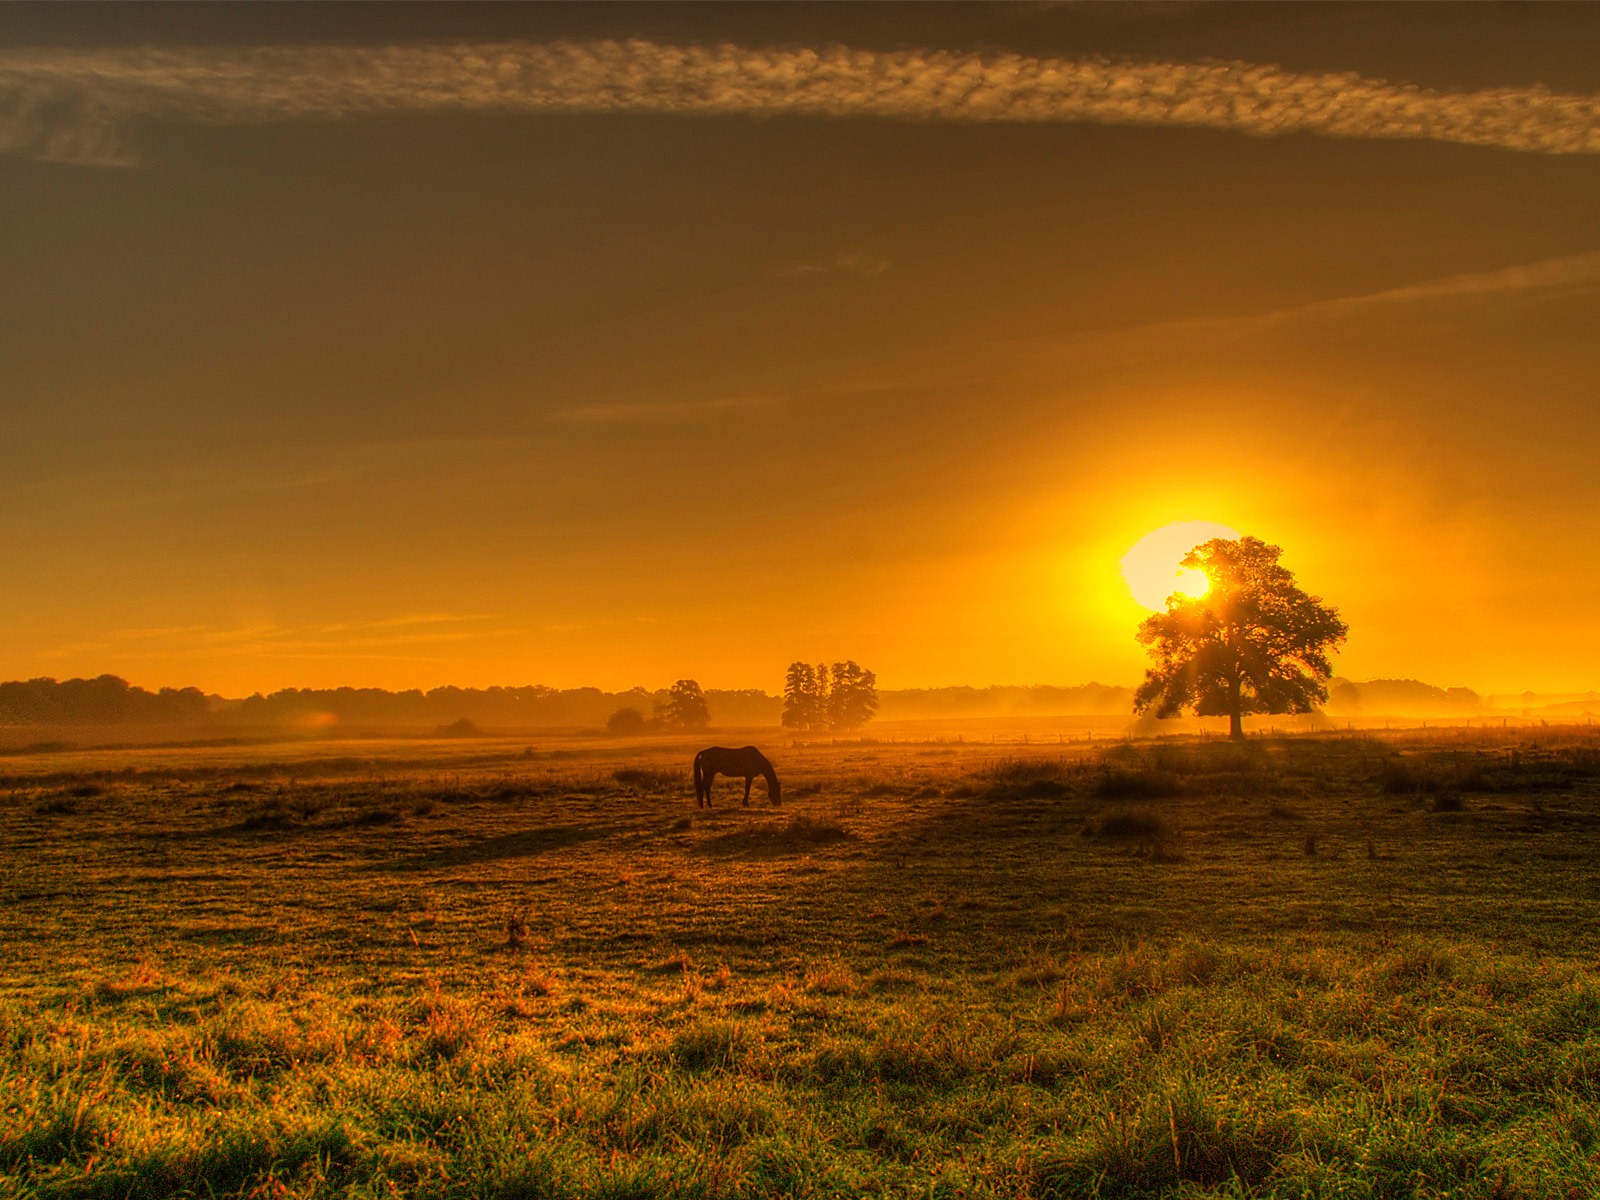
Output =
[
  {"x1": 699, "y1": 816, "x2": 853, "y2": 859},
  {"x1": 385, "y1": 824, "x2": 616, "y2": 871}
]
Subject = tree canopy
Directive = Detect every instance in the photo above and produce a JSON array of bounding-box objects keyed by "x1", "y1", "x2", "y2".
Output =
[
  {"x1": 782, "y1": 661, "x2": 879, "y2": 732},
  {"x1": 1133, "y1": 536, "x2": 1348, "y2": 739},
  {"x1": 656, "y1": 679, "x2": 711, "y2": 730},
  {"x1": 827, "y1": 661, "x2": 880, "y2": 731},
  {"x1": 782, "y1": 663, "x2": 826, "y2": 731}
]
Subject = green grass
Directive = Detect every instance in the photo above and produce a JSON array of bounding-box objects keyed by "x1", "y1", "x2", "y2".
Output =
[{"x1": 1, "y1": 728, "x2": 1598, "y2": 1197}]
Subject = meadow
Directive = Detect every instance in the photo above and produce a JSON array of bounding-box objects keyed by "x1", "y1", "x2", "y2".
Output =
[{"x1": 1, "y1": 725, "x2": 1598, "y2": 1198}]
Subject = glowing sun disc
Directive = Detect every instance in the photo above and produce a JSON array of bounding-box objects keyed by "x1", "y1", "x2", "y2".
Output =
[{"x1": 1121, "y1": 520, "x2": 1240, "y2": 611}]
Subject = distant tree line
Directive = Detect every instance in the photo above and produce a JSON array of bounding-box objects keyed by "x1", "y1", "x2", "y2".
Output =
[
  {"x1": 223, "y1": 682, "x2": 777, "y2": 730},
  {"x1": 0, "y1": 677, "x2": 778, "y2": 730},
  {"x1": 1325, "y1": 679, "x2": 1482, "y2": 716},
  {"x1": 782, "y1": 661, "x2": 879, "y2": 732},
  {"x1": 0, "y1": 675, "x2": 1142, "y2": 730},
  {"x1": 0, "y1": 675, "x2": 210, "y2": 725},
  {"x1": 0, "y1": 671, "x2": 1493, "y2": 731}
]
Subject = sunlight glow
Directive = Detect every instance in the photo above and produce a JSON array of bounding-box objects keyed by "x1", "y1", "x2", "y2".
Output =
[{"x1": 1121, "y1": 520, "x2": 1240, "y2": 611}]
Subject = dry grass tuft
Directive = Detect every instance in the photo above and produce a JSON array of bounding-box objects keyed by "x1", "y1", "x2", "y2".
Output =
[
  {"x1": 504, "y1": 909, "x2": 532, "y2": 950},
  {"x1": 1096, "y1": 806, "x2": 1168, "y2": 840},
  {"x1": 805, "y1": 962, "x2": 859, "y2": 996}
]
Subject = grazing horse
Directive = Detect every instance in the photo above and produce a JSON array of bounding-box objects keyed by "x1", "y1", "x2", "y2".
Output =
[{"x1": 693, "y1": 746, "x2": 780, "y2": 809}]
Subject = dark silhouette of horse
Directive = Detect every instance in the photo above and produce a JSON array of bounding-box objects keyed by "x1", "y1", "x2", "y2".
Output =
[{"x1": 693, "y1": 746, "x2": 780, "y2": 808}]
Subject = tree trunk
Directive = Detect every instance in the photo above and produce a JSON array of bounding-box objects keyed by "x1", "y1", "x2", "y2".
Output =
[{"x1": 1228, "y1": 674, "x2": 1244, "y2": 740}]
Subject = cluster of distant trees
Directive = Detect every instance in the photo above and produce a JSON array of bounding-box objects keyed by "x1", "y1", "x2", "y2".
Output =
[
  {"x1": 536, "y1": 667, "x2": 883, "y2": 737},
  {"x1": 781, "y1": 661, "x2": 879, "y2": 731},
  {"x1": 0, "y1": 675, "x2": 210, "y2": 725},
  {"x1": 606, "y1": 679, "x2": 712, "y2": 734}
]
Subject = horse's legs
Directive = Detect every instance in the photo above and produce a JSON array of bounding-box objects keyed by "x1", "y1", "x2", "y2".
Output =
[
  {"x1": 704, "y1": 773, "x2": 713, "y2": 809},
  {"x1": 743, "y1": 775, "x2": 753, "y2": 806}
]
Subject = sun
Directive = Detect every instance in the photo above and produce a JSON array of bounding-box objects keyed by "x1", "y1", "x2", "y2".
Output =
[{"x1": 1121, "y1": 520, "x2": 1241, "y2": 611}]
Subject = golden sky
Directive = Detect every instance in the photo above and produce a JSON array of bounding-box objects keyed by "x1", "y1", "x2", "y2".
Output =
[{"x1": 4, "y1": 3, "x2": 1600, "y2": 696}]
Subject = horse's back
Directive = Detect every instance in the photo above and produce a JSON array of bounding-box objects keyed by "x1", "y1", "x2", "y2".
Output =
[{"x1": 696, "y1": 746, "x2": 766, "y2": 771}]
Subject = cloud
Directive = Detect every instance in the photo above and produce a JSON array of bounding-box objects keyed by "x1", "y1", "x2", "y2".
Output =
[
  {"x1": 3, "y1": 39, "x2": 1599, "y2": 166},
  {"x1": 1288, "y1": 248, "x2": 1600, "y2": 316},
  {"x1": 0, "y1": 85, "x2": 136, "y2": 165},
  {"x1": 1176, "y1": 248, "x2": 1600, "y2": 342},
  {"x1": 544, "y1": 394, "x2": 777, "y2": 425},
  {"x1": 1007, "y1": 247, "x2": 1600, "y2": 364},
  {"x1": 782, "y1": 251, "x2": 892, "y2": 278}
]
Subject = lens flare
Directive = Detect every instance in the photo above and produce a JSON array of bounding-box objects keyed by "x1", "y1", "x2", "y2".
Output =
[{"x1": 1121, "y1": 520, "x2": 1240, "y2": 611}]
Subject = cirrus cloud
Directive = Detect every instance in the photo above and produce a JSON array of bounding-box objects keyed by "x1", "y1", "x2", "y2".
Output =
[{"x1": 2, "y1": 39, "x2": 1599, "y2": 166}]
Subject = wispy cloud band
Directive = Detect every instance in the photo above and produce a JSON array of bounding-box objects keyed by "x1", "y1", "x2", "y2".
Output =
[
  {"x1": 1304, "y1": 248, "x2": 1600, "y2": 314},
  {"x1": 1037, "y1": 247, "x2": 1600, "y2": 359},
  {"x1": 4, "y1": 39, "x2": 1600, "y2": 165}
]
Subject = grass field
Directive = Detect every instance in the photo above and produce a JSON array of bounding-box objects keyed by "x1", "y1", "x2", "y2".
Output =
[{"x1": 2, "y1": 726, "x2": 1599, "y2": 1198}]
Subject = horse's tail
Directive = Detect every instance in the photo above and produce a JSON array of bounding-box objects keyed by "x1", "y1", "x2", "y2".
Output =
[{"x1": 692, "y1": 751, "x2": 706, "y2": 804}]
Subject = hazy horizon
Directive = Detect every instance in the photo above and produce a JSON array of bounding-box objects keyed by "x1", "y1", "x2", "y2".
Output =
[{"x1": 3, "y1": 669, "x2": 1593, "y2": 726}]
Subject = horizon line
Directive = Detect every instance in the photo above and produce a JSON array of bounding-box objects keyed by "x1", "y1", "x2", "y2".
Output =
[{"x1": 2, "y1": 671, "x2": 1591, "y2": 704}]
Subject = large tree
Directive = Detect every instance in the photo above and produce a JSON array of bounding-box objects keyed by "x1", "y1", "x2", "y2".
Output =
[
  {"x1": 656, "y1": 679, "x2": 711, "y2": 730},
  {"x1": 780, "y1": 661, "x2": 879, "y2": 732},
  {"x1": 827, "y1": 661, "x2": 879, "y2": 731},
  {"x1": 1134, "y1": 537, "x2": 1347, "y2": 740},
  {"x1": 781, "y1": 662, "x2": 824, "y2": 731}
]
